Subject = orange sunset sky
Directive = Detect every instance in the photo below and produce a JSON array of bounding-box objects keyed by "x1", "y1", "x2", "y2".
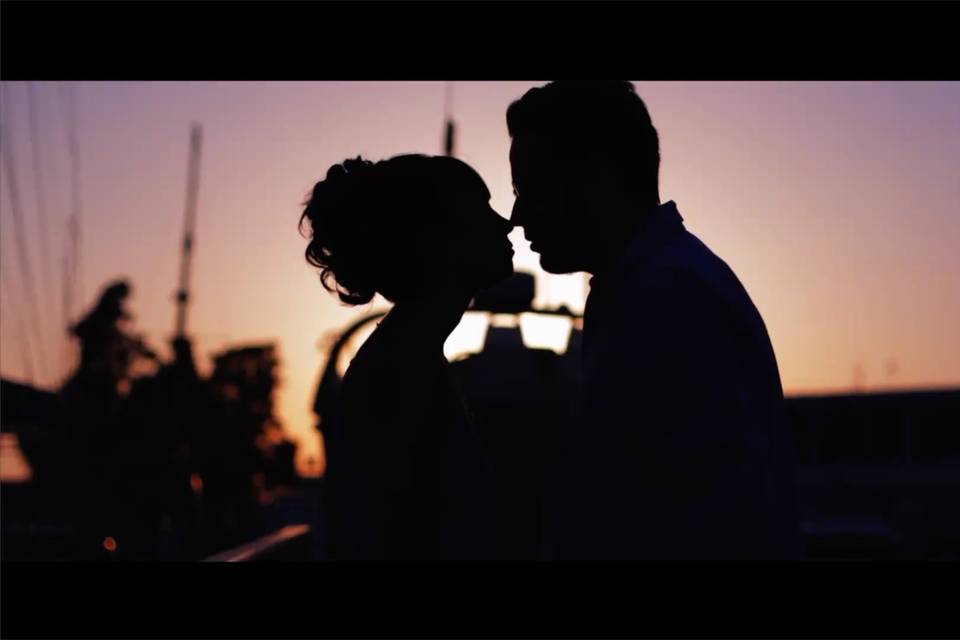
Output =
[{"x1": 2, "y1": 81, "x2": 958, "y2": 474}]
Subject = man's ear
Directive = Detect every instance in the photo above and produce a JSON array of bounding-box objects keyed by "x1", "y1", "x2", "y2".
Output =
[{"x1": 579, "y1": 165, "x2": 617, "y2": 211}]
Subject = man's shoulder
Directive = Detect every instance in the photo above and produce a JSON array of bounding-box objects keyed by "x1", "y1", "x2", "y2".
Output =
[
  {"x1": 614, "y1": 229, "x2": 752, "y2": 323},
  {"x1": 619, "y1": 234, "x2": 715, "y2": 299},
  {"x1": 649, "y1": 228, "x2": 727, "y2": 281}
]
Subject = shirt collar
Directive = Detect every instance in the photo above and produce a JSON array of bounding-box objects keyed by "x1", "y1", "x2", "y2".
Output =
[{"x1": 588, "y1": 200, "x2": 685, "y2": 290}]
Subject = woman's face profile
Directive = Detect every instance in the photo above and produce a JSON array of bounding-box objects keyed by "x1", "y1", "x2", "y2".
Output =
[{"x1": 445, "y1": 176, "x2": 515, "y2": 291}]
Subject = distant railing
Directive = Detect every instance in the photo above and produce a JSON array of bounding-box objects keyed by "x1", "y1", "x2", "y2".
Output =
[{"x1": 202, "y1": 524, "x2": 313, "y2": 562}]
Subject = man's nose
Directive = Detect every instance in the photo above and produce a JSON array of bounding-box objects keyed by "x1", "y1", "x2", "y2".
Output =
[{"x1": 510, "y1": 198, "x2": 524, "y2": 228}]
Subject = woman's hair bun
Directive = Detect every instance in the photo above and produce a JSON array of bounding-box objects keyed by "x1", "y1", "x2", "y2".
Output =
[{"x1": 299, "y1": 156, "x2": 378, "y2": 306}]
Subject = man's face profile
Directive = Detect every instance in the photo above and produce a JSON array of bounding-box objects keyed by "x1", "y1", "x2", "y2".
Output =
[{"x1": 509, "y1": 134, "x2": 587, "y2": 275}]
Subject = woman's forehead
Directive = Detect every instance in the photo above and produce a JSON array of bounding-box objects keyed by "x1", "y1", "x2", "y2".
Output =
[{"x1": 446, "y1": 160, "x2": 489, "y2": 200}]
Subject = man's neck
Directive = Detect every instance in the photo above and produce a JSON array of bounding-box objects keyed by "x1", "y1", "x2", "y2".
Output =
[{"x1": 587, "y1": 200, "x2": 660, "y2": 278}]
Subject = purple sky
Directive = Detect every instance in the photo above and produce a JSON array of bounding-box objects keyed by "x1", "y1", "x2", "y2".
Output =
[{"x1": 2, "y1": 81, "x2": 958, "y2": 472}]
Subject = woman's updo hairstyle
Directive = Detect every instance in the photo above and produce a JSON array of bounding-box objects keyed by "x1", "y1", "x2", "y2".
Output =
[
  {"x1": 300, "y1": 157, "x2": 380, "y2": 304},
  {"x1": 300, "y1": 154, "x2": 478, "y2": 305}
]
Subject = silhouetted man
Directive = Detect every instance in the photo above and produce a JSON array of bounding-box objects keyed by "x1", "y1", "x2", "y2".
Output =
[{"x1": 508, "y1": 81, "x2": 801, "y2": 560}]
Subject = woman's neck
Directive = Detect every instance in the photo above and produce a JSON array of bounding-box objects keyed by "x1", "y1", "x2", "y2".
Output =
[{"x1": 381, "y1": 283, "x2": 475, "y2": 357}]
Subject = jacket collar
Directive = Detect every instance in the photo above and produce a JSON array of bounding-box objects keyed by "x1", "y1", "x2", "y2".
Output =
[{"x1": 589, "y1": 200, "x2": 685, "y2": 291}]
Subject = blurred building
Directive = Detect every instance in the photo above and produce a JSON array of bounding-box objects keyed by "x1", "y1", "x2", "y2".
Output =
[
  {"x1": 1, "y1": 335, "x2": 302, "y2": 560},
  {"x1": 787, "y1": 389, "x2": 960, "y2": 559}
]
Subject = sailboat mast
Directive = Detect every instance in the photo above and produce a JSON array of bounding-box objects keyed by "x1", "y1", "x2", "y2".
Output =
[
  {"x1": 175, "y1": 123, "x2": 203, "y2": 339},
  {"x1": 443, "y1": 82, "x2": 456, "y2": 157}
]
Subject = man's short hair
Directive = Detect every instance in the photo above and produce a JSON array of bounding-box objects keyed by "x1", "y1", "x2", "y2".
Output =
[{"x1": 507, "y1": 81, "x2": 660, "y2": 204}]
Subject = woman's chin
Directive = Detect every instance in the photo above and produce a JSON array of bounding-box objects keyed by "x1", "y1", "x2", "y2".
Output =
[
  {"x1": 473, "y1": 266, "x2": 512, "y2": 291},
  {"x1": 494, "y1": 260, "x2": 515, "y2": 283}
]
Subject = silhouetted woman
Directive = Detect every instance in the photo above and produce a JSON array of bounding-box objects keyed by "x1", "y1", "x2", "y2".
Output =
[{"x1": 300, "y1": 155, "x2": 515, "y2": 560}]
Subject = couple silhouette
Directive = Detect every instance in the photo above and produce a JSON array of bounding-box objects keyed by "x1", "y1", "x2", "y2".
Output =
[{"x1": 299, "y1": 81, "x2": 802, "y2": 561}]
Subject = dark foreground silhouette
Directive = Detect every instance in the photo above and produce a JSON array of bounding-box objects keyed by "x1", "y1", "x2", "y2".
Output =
[
  {"x1": 508, "y1": 81, "x2": 802, "y2": 559},
  {"x1": 3, "y1": 279, "x2": 301, "y2": 560},
  {"x1": 300, "y1": 154, "x2": 515, "y2": 559}
]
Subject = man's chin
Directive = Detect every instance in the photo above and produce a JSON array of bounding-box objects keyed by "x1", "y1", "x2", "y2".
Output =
[{"x1": 538, "y1": 253, "x2": 578, "y2": 275}]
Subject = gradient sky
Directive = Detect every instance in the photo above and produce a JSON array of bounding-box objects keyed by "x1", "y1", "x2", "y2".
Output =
[{"x1": 2, "y1": 81, "x2": 958, "y2": 474}]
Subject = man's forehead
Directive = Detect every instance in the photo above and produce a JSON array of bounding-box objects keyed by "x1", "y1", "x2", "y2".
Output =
[
  {"x1": 508, "y1": 138, "x2": 523, "y2": 182},
  {"x1": 511, "y1": 133, "x2": 547, "y2": 156},
  {"x1": 510, "y1": 134, "x2": 551, "y2": 178},
  {"x1": 509, "y1": 136, "x2": 526, "y2": 164}
]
